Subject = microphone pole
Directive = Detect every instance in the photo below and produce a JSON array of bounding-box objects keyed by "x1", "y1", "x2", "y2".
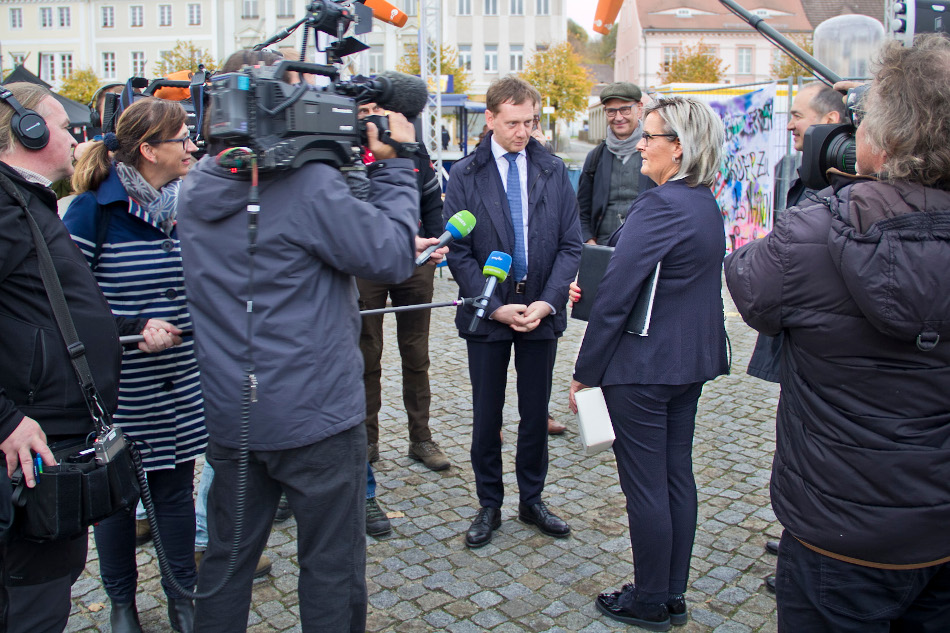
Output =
[{"x1": 119, "y1": 298, "x2": 477, "y2": 345}]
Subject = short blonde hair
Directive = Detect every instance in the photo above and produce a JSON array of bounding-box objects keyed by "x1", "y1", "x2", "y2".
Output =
[{"x1": 644, "y1": 97, "x2": 724, "y2": 188}]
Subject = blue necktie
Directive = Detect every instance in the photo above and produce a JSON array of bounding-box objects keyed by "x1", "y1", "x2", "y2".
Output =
[{"x1": 504, "y1": 152, "x2": 527, "y2": 282}]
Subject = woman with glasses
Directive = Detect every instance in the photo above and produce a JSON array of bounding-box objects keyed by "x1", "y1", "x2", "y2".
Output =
[
  {"x1": 568, "y1": 97, "x2": 728, "y2": 631},
  {"x1": 63, "y1": 98, "x2": 205, "y2": 633}
]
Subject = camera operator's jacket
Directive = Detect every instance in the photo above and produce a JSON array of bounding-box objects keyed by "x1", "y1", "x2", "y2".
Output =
[
  {"x1": 176, "y1": 156, "x2": 418, "y2": 450},
  {"x1": 0, "y1": 162, "x2": 123, "y2": 443},
  {"x1": 725, "y1": 172, "x2": 950, "y2": 567}
]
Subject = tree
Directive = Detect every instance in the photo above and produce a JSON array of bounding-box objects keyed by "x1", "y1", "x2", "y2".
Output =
[
  {"x1": 58, "y1": 67, "x2": 101, "y2": 104},
  {"x1": 396, "y1": 42, "x2": 472, "y2": 96},
  {"x1": 522, "y1": 41, "x2": 594, "y2": 149},
  {"x1": 770, "y1": 34, "x2": 814, "y2": 80},
  {"x1": 593, "y1": 24, "x2": 618, "y2": 64},
  {"x1": 568, "y1": 18, "x2": 589, "y2": 56},
  {"x1": 657, "y1": 40, "x2": 728, "y2": 84},
  {"x1": 156, "y1": 40, "x2": 218, "y2": 76}
]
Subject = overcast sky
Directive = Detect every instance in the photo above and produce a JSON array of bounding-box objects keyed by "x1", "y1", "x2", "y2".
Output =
[{"x1": 565, "y1": 0, "x2": 601, "y2": 38}]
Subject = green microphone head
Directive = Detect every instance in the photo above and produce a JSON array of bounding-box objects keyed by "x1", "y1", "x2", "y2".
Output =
[{"x1": 446, "y1": 210, "x2": 476, "y2": 240}]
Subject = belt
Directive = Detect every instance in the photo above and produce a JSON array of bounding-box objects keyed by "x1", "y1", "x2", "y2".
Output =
[{"x1": 513, "y1": 281, "x2": 526, "y2": 294}]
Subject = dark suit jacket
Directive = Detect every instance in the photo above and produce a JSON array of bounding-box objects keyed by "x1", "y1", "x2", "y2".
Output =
[
  {"x1": 443, "y1": 134, "x2": 582, "y2": 341},
  {"x1": 573, "y1": 179, "x2": 729, "y2": 386}
]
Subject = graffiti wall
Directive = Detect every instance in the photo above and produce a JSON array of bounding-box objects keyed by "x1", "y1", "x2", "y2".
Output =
[{"x1": 710, "y1": 86, "x2": 778, "y2": 253}]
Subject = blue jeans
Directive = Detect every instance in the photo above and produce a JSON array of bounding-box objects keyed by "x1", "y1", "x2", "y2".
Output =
[
  {"x1": 94, "y1": 460, "x2": 197, "y2": 601},
  {"x1": 366, "y1": 462, "x2": 376, "y2": 500},
  {"x1": 776, "y1": 531, "x2": 950, "y2": 632},
  {"x1": 194, "y1": 460, "x2": 214, "y2": 551}
]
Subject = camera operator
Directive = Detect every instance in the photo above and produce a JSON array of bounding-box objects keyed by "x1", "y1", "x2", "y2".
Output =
[
  {"x1": 176, "y1": 51, "x2": 423, "y2": 632},
  {"x1": 0, "y1": 83, "x2": 176, "y2": 633},
  {"x1": 725, "y1": 35, "x2": 950, "y2": 630}
]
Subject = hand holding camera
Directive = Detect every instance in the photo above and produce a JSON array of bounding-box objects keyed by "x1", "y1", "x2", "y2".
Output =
[{"x1": 366, "y1": 112, "x2": 418, "y2": 160}]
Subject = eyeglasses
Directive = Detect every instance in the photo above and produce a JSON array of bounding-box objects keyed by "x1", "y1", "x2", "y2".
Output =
[
  {"x1": 605, "y1": 105, "x2": 637, "y2": 118},
  {"x1": 641, "y1": 132, "x2": 679, "y2": 145},
  {"x1": 149, "y1": 135, "x2": 193, "y2": 151}
]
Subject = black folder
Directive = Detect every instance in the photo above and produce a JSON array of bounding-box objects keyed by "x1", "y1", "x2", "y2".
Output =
[{"x1": 570, "y1": 244, "x2": 661, "y2": 336}]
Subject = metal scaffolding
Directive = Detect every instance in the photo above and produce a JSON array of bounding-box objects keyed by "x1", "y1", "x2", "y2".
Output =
[{"x1": 418, "y1": 0, "x2": 444, "y2": 183}]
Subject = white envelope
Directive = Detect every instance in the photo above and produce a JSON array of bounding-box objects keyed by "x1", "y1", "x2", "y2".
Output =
[{"x1": 574, "y1": 387, "x2": 615, "y2": 455}]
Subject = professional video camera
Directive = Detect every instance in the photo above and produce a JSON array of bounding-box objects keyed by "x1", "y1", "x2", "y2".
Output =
[
  {"x1": 719, "y1": 0, "x2": 948, "y2": 189},
  {"x1": 207, "y1": 0, "x2": 428, "y2": 171}
]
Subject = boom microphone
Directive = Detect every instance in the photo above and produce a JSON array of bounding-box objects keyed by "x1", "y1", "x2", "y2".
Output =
[
  {"x1": 415, "y1": 210, "x2": 476, "y2": 266},
  {"x1": 339, "y1": 71, "x2": 429, "y2": 118},
  {"x1": 469, "y1": 251, "x2": 512, "y2": 332},
  {"x1": 361, "y1": 0, "x2": 408, "y2": 28}
]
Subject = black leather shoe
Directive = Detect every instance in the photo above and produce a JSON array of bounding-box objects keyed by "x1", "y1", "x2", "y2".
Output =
[
  {"x1": 168, "y1": 597, "x2": 195, "y2": 633},
  {"x1": 518, "y1": 501, "x2": 570, "y2": 538},
  {"x1": 110, "y1": 600, "x2": 142, "y2": 633},
  {"x1": 667, "y1": 593, "x2": 687, "y2": 626},
  {"x1": 765, "y1": 540, "x2": 780, "y2": 555},
  {"x1": 465, "y1": 506, "x2": 501, "y2": 548},
  {"x1": 595, "y1": 589, "x2": 671, "y2": 631},
  {"x1": 765, "y1": 575, "x2": 776, "y2": 593}
]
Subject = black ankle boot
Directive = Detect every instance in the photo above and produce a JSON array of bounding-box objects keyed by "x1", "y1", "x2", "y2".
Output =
[
  {"x1": 109, "y1": 600, "x2": 142, "y2": 633},
  {"x1": 168, "y1": 597, "x2": 195, "y2": 633}
]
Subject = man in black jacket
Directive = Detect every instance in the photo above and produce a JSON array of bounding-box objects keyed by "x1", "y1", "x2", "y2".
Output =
[
  {"x1": 0, "y1": 83, "x2": 176, "y2": 633},
  {"x1": 726, "y1": 36, "x2": 950, "y2": 630},
  {"x1": 356, "y1": 102, "x2": 451, "y2": 475},
  {"x1": 577, "y1": 82, "x2": 655, "y2": 246}
]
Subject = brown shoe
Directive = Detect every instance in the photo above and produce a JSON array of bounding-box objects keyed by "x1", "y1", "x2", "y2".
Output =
[
  {"x1": 135, "y1": 518, "x2": 152, "y2": 546},
  {"x1": 195, "y1": 551, "x2": 272, "y2": 578},
  {"x1": 408, "y1": 440, "x2": 450, "y2": 471},
  {"x1": 547, "y1": 416, "x2": 566, "y2": 435}
]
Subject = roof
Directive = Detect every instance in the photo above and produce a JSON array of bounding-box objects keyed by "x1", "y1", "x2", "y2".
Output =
[
  {"x1": 636, "y1": 0, "x2": 813, "y2": 33},
  {"x1": 2, "y1": 65, "x2": 93, "y2": 127},
  {"x1": 798, "y1": 0, "x2": 885, "y2": 27}
]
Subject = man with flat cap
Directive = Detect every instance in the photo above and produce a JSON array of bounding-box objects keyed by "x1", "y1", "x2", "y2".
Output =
[{"x1": 577, "y1": 82, "x2": 656, "y2": 246}]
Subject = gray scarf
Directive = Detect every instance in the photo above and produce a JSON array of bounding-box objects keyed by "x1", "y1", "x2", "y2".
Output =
[
  {"x1": 115, "y1": 161, "x2": 180, "y2": 235},
  {"x1": 605, "y1": 122, "x2": 643, "y2": 164}
]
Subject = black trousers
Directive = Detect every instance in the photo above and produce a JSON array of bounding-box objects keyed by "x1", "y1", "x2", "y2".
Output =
[
  {"x1": 604, "y1": 382, "x2": 704, "y2": 605},
  {"x1": 776, "y1": 532, "x2": 950, "y2": 632},
  {"x1": 467, "y1": 336, "x2": 557, "y2": 508},
  {"x1": 194, "y1": 424, "x2": 367, "y2": 632}
]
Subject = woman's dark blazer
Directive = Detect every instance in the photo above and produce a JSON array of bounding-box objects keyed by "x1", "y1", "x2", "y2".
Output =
[{"x1": 573, "y1": 179, "x2": 729, "y2": 387}]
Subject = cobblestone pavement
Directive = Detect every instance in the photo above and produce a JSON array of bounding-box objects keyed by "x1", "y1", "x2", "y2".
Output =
[{"x1": 67, "y1": 271, "x2": 781, "y2": 632}]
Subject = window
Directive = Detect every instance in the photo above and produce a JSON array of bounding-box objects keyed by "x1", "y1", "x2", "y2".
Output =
[
  {"x1": 58, "y1": 7, "x2": 70, "y2": 27},
  {"x1": 484, "y1": 45, "x2": 498, "y2": 72},
  {"x1": 404, "y1": 0, "x2": 417, "y2": 16},
  {"x1": 9, "y1": 8, "x2": 22, "y2": 29},
  {"x1": 131, "y1": 51, "x2": 146, "y2": 76},
  {"x1": 509, "y1": 44, "x2": 523, "y2": 71},
  {"x1": 662, "y1": 46, "x2": 679, "y2": 72},
  {"x1": 536, "y1": 0, "x2": 549, "y2": 15},
  {"x1": 130, "y1": 5, "x2": 144, "y2": 27},
  {"x1": 102, "y1": 6, "x2": 115, "y2": 28},
  {"x1": 458, "y1": 0, "x2": 471, "y2": 16},
  {"x1": 159, "y1": 4, "x2": 172, "y2": 26},
  {"x1": 484, "y1": 0, "x2": 497, "y2": 15},
  {"x1": 61, "y1": 54, "x2": 73, "y2": 79},
  {"x1": 277, "y1": 0, "x2": 294, "y2": 17},
  {"x1": 102, "y1": 52, "x2": 116, "y2": 79},
  {"x1": 11, "y1": 53, "x2": 26, "y2": 67},
  {"x1": 459, "y1": 45, "x2": 472, "y2": 71},
  {"x1": 737, "y1": 47, "x2": 753, "y2": 74},
  {"x1": 40, "y1": 7, "x2": 53, "y2": 28},
  {"x1": 188, "y1": 3, "x2": 201, "y2": 25},
  {"x1": 510, "y1": 0, "x2": 523, "y2": 15},
  {"x1": 242, "y1": 0, "x2": 258, "y2": 18},
  {"x1": 367, "y1": 52, "x2": 383, "y2": 74},
  {"x1": 40, "y1": 54, "x2": 56, "y2": 82}
]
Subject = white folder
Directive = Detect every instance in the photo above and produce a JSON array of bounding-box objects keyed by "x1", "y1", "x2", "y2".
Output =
[{"x1": 574, "y1": 387, "x2": 615, "y2": 455}]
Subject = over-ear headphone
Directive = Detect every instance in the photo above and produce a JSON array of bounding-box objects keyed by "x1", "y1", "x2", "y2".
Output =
[{"x1": 0, "y1": 87, "x2": 49, "y2": 150}]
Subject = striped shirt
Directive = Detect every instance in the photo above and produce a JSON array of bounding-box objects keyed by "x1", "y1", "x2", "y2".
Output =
[{"x1": 63, "y1": 166, "x2": 206, "y2": 470}]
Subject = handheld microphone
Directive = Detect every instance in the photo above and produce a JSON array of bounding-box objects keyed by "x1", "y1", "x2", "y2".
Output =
[
  {"x1": 415, "y1": 210, "x2": 476, "y2": 266},
  {"x1": 469, "y1": 251, "x2": 512, "y2": 332},
  {"x1": 361, "y1": 0, "x2": 409, "y2": 28}
]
